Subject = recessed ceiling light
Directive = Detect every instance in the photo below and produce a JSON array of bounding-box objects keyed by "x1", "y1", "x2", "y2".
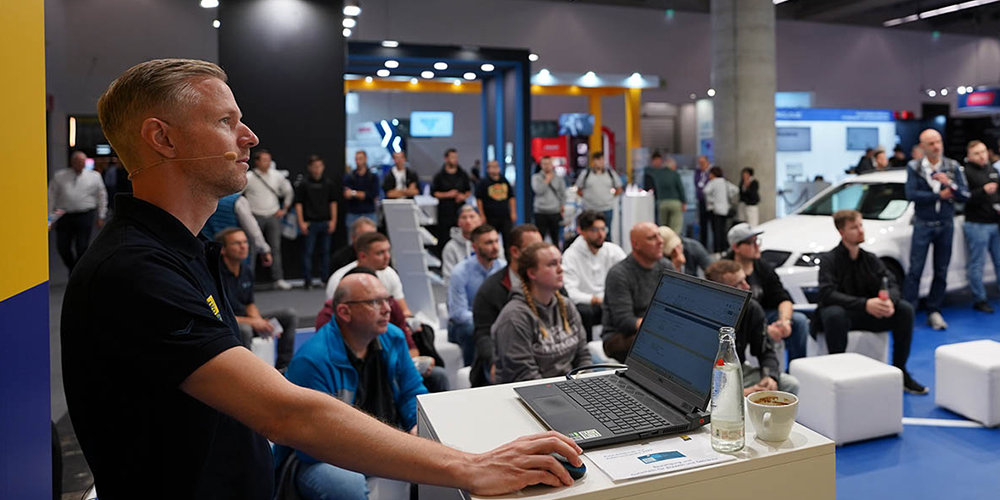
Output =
[
  {"x1": 382, "y1": 40, "x2": 399, "y2": 48},
  {"x1": 384, "y1": 60, "x2": 399, "y2": 69},
  {"x1": 707, "y1": 88, "x2": 716, "y2": 97},
  {"x1": 463, "y1": 72, "x2": 476, "y2": 80},
  {"x1": 481, "y1": 63, "x2": 495, "y2": 72},
  {"x1": 342, "y1": 28, "x2": 352, "y2": 37},
  {"x1": 212, "y1": 19, "x2": 221, "y2": 28},
  {"x1": 928, "y1": 89, "x2": 937, "y2": 97},
  {"x1": 343, "y1": 5, "x2": 361, "y2": 16},
  {"x1": 200, "y1": 0, "x2": 219, "y2": 8},
  {"x1": 690, "y1": 93, "x2": 697, "y2": 100},
  {"x1": 410, "y1": 78, "x2": 419, "y2": 84},
  {"x1": 343, "y1": 18, "x2": 356, "y2": 28},
  {"x1": 421, "y1": 71, "x2": 434, "y2": 79},
  {"x1": 365, "y1": 76, "x2": 373, "y2": 83},
  {"x1": 453, "y1": 80, "x2": 462, "y2": 86},
  {"x1": 528, "y1": 53, "x2": 539, "y2": 62},
  {"x1": 539, "y1": 68, "x2": 550, "y2": 77},
  {"x1": 376, "y1": 69, "x2": 390, "y2": 77},
  {"x1": 434, "y1": 62, "x2": 448, "y2": 70},
  {"x1": 941, "y1": 88, "x2": 949, "y2": 96},
  {"x1": 957, "y1": 86, "x2": 967, "y2": 95}
]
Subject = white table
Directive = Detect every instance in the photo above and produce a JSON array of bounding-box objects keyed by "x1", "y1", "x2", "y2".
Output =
[{"x1": 417, "y1": 374, "x2": 836, "y2": 500}]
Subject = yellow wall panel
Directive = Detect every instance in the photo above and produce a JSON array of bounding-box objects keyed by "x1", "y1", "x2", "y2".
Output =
[{"x1": 0, "y1": 1, "x2": 48, "y2": 301}]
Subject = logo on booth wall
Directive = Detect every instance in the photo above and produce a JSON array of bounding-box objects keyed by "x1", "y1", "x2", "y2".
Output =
[{"x1": 967, "y1": 92, "x2": 996, "y2": 106}]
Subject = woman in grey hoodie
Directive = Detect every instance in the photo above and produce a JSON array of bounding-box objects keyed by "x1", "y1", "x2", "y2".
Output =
[{"x1": 492, "y1": 242, "x2": 592, "y2": 383}]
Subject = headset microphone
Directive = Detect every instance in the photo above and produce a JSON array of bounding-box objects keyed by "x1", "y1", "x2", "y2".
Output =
[{"x1": 128, "y1": 151, "x2": 240, "y2": 179}]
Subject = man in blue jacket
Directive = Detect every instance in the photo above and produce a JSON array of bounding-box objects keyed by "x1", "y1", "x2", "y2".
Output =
[
  {"x1": 904, "y1": 129, "x2": 970, "y2": 330},
  {"x1": 281, "y1": 273, "x2": 427, "y2": 499}
]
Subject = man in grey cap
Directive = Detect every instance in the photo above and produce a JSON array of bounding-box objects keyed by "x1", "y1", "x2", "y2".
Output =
[{"x1": 726, "y1": 223, "x2": 809, "y2": 365}]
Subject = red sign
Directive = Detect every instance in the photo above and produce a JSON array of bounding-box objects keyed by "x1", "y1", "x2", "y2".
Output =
[{"x1": 966, "y1": 91, "x2": 996, "y2": 107}]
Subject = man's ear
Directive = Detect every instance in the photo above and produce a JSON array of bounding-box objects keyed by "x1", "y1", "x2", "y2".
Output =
[
  {"x1": 334, "y1": 304, "x2": 351, "y2": 324},
  {"x1": 139, "y1": 117, "x2": 177, "y2": 159}
]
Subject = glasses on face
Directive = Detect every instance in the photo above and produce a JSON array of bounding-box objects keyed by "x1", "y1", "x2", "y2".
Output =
[
  {"x1": 343, "y1": 296, "x2": 392, "y2": 309},
  {"x1": 740, "y1": 236, "x2": 762, "y2": 247},
  {"x1": 586, "y1": 226, "x2": 608, "y2": 234}
]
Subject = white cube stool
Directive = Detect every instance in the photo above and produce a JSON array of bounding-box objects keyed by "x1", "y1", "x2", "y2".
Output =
[
  {"x1": 807, "y1": 330, "x2": 890, "y2": 364},
  {"x1": 250, "y1": 337, "x2": 276, "y2": 367},
  {"x1": 790, "y1": 353, "x2": 903, "y2": 444},
  {"x1": 935, "y1": 340, "x2": 1000, "y2": 427},
  {"x1": 454, "y1": 366, "x2": 472, "y2": 390},
  {"x1": 588, "y1": 340, "x2": 609, "y2": 365}
]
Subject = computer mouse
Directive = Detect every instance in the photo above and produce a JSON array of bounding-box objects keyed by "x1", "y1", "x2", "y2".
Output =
[{"x1": 551, "y1": 453, "x2": 587, "y2": 480}]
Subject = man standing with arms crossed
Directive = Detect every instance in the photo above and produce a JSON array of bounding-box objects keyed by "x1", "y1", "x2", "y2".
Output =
[
  {"x1": 61, "y1": 59, "x2": 581, "y2": 500},
  {"x1": 962, "y1": 140, "x2": 1000, "y2": 313}
]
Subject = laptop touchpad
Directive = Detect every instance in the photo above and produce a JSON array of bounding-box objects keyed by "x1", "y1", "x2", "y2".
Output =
[{"x1": 535, "y1": 395, "x2": 575, "y2": 415}]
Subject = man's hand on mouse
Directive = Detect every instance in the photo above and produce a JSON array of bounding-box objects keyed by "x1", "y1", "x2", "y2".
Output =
[{"x1": 462, "y1": 431, "x2": 583, "y2": 494}]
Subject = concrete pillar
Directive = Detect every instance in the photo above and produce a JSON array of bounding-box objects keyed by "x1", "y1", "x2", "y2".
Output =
[{"x1": 711, "y1": 0, "x2": 777, "y2": 222}]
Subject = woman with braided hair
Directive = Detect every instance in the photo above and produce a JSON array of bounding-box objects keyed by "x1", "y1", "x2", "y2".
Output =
[{"x1": 492, "y1": 242, "x2": 592, "y2": 383}]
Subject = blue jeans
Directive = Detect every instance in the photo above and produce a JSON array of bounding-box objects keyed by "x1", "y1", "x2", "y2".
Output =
[
  {"x1": 602, "y1": 209, "x2": 614, "y2": 242},
  {"x1": 447, "y1": 319, "x2": 475, "y2": 366},
  {"x1": 302, "y1": 221, "x2": 332, "y2": 283},
  {"x1": 904, "y1": 219, "x2": 953, "y2": 312},
  {"x1": 423, "y1": 365, "x2": 451, "y2": 392},
  {"x1": 296, "y1": 461, "x2": 369, "y2": 500},
  {"x1": 765, "y1": 309, "x2": 808, "y2": 367},
  {"x1": 345, "y1": 212, "x2": 377, "y2": 241},
  {"x1": 964, "y1": 221, "x2": 1000, "y2": 303}
]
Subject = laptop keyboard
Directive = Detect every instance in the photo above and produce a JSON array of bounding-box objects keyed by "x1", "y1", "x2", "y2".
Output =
[{"x1": 554, "y1": 377, "x2": 670, "y2": 435}]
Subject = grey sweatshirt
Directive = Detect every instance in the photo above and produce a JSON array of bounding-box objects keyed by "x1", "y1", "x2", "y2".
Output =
[
  {"x1": 492, "y1": 290, "x2": 592, "y2": 383},
  {"x1": 531, "y1": 171, "x2": 567, "y2": 214},
  {"x1": 602, "y1": 254, "x2": 672, "y2": 339}
]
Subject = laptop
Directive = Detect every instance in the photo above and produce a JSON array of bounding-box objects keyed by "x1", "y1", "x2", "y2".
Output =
[{"x1": 515, "y1": 270, "x2": 751, "y2": 449}]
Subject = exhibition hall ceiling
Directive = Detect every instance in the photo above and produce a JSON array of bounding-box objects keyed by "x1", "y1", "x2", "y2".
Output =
[{"x1": 551, "y1": 0, "x2": 1000, "y2": 34}]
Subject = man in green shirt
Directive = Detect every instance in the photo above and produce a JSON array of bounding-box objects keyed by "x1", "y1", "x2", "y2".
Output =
[{"x1": 643, "y1": 152, "x2": 686, "y2": 234}]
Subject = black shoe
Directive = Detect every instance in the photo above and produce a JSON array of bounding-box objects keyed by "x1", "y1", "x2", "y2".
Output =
[
  {"x1": 304, "y1": 280, "x2": 313, "y2": 290},
  {"x1": 903, "y1": 372, "x2": 929, "y2": 395},
  {"x1": 973, "y1": 301, "x2": 995, "y2": 314}
]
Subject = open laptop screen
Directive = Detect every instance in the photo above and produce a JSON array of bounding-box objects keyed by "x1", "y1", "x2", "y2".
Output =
[{"x1": 625, "y1": 271, "x2": 749, "y2": 411}]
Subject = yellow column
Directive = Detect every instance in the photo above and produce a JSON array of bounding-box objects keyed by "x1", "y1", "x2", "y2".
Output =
[
  {"x1": 588, "y1": 94, "x2": 603, "y2": 159},
  {"x1": 624, "y1": 88, "x2": 642, "y2": 184}
]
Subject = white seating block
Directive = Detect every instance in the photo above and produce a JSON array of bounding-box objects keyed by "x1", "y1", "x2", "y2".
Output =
[
  {"x1": 790, "y1": 353, "x2": 903, "y2": 444},
  {"x1": 807, "y1": 330, "x2": 890, "y2": 364},
  {"x1": 935, "y1": 340, "x2": 1000, "y2": 427}
]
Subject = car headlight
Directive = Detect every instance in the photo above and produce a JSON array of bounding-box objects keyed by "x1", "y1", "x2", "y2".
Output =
[{"x1": 794, "y1": 253, "x2": 823, "y2": 267}]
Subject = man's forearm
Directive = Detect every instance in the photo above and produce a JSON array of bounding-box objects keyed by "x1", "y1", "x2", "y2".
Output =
[{"x1": 778, "y1": 301, "x2": 793, "y2": 322}]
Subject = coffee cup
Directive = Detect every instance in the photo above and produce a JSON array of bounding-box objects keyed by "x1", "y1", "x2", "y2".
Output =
[
  {"x1": 413, "y1": 356, "x2": 434, "y2": 375},
  {"x1": 746, "y1": 391, "x2": 798, "y2": 443}
]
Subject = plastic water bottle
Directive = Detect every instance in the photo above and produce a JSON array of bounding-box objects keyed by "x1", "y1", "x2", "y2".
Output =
[{"x1": 710, "y1": 326, "x2": 745, "y2": 453}]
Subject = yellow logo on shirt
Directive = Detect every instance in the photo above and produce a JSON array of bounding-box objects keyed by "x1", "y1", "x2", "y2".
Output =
[
  {"x1": 487, "y1": 182, "x2": 509, "y2": 201},
  {"x1": 206, "y1": 295, "x2": 223, "y2": 321}
]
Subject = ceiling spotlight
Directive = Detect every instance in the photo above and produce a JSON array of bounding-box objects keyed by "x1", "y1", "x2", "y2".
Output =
[
  {"x1": 434, "y1": 62, "x2": 448, "y2": 70},
  {"x1": 928, "y1": 89, "x2": 937, "y2": 97},
  {"x1": 584, "y1": 71, "x2": 597, "y2": 78},
  {"x1": 200, "y1": 0, "x2": 219, "y2": 8},
  {"x1": 453, "y1": 80, "x2": 462, "y2": 86},
  {"x1": 342, "y1": 28, "x2": 352, "y2": 37},
  {"x1": 421, "y1": 71, "x2": 434, "y2": 79},
  {"x1": 630, "y1": 72, "x2": 642, "y2": 79},
  {"x1": 690, "y1": 93, "x2": 697, "y2": 100},
  {"x1": 463, "y1": 72, "x2": 476, "y2": 80},
  {"x1": 707, "y1": 88, "x2": 716, "y2": 97},
  {"x1": 410, "y1": 78, "x2": 419, "y2": 84},
  {"x1": 365, "y1": 76, "x2": 373, "y2": 83},
  {"x1": 941, "y1": 88, "x2": 949, "y2": 96},
  {"x1": 481, "y1": 63, "x2": 495, "y2": 72},
  {"x1": 392, "y1": 119, "x2": 399, "y2": 125},
  {"x1": 539, "y1": 68, "x2": 551, "y2": 77},
  {"x1": 343, "y1": 4, "x2": 361, "y2": 16},
  {"x1": 957, "y1": 86, "x2": 967, "y2": 95},
  {"x1": 343, "y1": 18, "x2": 357, "y2": 28},
  {"x1": 967, "y1": 86, "x2": 975, "y2": 93},
  {"x1": 528, "y1": 53, "x2": 539, "y2": 62},
  {"x1": 382, "y1": 40, "x2": 399, "y2": 48},
  {"x1": 212, "y1": 19, "x2": 221, "y2": 29},
  {"x1": 384, "y1": 60, "x2": 399, "y2": 69},
  {"x1": 376, "y1": 69, "x2": 390, "y2": 77}
]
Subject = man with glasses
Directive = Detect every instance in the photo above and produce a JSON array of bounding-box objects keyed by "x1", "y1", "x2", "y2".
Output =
[
  {"x1": 279, "y1": 273, "x2": 428, "y2": 499},
  {"x1": 326, "y1": 231, "x2": 413, "y2": 319},
  {"x1": 562, "y1": 211, "x2": 626, "y2": 341},
  {"x1": 726, "y1": 223, "x2": 808, "y2": 365}
]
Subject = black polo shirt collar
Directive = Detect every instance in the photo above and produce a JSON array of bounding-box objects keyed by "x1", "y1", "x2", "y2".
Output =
[{"x1": 114, "y1": 194, "x2": 207, "y2": 259}]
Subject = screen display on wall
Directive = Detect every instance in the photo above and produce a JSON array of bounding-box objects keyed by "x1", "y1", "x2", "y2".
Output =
[
  {"x1": 558, "y1": 113, "x2": 594, "y2": 136},
  {"x1": 409, "y1": 111, "x2": 454, "y2": 137},
  {"x1": 776, "y1": 127, "x2": 812, "y2": 152},
  {"x1": 846, "y1": 127, "x2": 879, "y2": 151}
]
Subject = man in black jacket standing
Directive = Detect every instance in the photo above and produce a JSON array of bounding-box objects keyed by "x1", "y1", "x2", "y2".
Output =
[
  {"x1": 961, "y1": 140, "x2": 1000, "y2": 313},
  {"x1": 817, "y1": 210, "x2": 928, "y2": 395}
]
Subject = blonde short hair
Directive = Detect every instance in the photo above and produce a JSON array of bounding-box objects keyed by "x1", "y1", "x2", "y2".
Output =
[
  {"x1": 658, "y1": 225, "x2": 682, "y2": 257},
  {"x1": 97, "y1": 58, "x2": 227, "y2": 173}
]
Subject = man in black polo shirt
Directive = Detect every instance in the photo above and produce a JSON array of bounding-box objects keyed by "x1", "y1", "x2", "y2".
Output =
[
  {"x1": 217, "y1": 227, "x2": 297, "y2": 371},
  {"x1": 62, "y1": 58, "x2": 581, "y2": 500},
  {"x1": 294, "y1": 154, "x2": 338, "y2": 290}
]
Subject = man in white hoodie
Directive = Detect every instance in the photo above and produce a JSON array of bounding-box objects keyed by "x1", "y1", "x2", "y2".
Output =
[{"x1": 562, "y1": 211, "x2": 626, "y2": 340}]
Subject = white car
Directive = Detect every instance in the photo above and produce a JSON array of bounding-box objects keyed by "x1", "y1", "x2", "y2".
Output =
[{"x1": 757, "y1": 170, "x2": 995, "y2": 309}]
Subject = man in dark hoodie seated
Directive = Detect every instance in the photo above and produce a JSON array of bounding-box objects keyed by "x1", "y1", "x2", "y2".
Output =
[{"x1": 705, "y1": 260, "x2": 799, "y2": 396}]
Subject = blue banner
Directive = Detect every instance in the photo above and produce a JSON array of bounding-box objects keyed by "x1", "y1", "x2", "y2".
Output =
[
  {"x1": 957, "y1": 88, "x2": 1000, "y2": 112},
  {"x1": 776, "y1": 108, "x2": 894, "y2": 122}
]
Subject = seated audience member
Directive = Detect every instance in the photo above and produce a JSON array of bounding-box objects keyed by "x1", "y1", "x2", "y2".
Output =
[
  {"x1": 817, "y1": 209, "x2": 928, "y2": 395},
  {"x1": 726, "y1": 223, "x2": 809, "y2": 365},
  {"x1": 201, "y1": 192, "x2": 273, "y2": 269},
  {"x1": 705, "y1": 260, "x2": 799, "y2": 395},
  {"x1": 217, "y1": 228, "x2": 297, "y2": 371},
  {"x1": 316, "y1": 268, "x2": 450, "y2": 393},
  {"x1": 326, "y1": 232, "x2": 413, "y2": 318},
  {"x1": 493, "y1": 242, "x2": 591, "y2": 383},
  {"x1": 330, "y1": 217, "x2": 377, "y2": 277},
  {"x1": 280, "y1": 274, "x2": 428, "y2": 500},
  {"x1": 441, "y1": 205, "x2": 505, "y2": 284},
  {"x1": 470, "y1": 224, "x2": 543, "y2": 386},
  {"x1": 658, "y1": 225, "x2": 713, "y2": 278},
  {"x1": 602, "y1": 222, "x2": 671, "y2": 363},
  {"x1": 562, "y1": 211, "x2": 627, "y2": 340},
  {"x1": 448, "y1": 224, "x2": 505, "y2": 365}
]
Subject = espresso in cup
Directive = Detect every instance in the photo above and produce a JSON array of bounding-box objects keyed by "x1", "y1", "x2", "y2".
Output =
[{"x1": 746, "y1": 391, "x2": 798, "y2": 442}]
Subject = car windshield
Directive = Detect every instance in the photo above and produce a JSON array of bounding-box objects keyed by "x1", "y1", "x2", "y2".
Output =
[{"x1": 799, "y1": 182, "x2": 909, "y2": 220}]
